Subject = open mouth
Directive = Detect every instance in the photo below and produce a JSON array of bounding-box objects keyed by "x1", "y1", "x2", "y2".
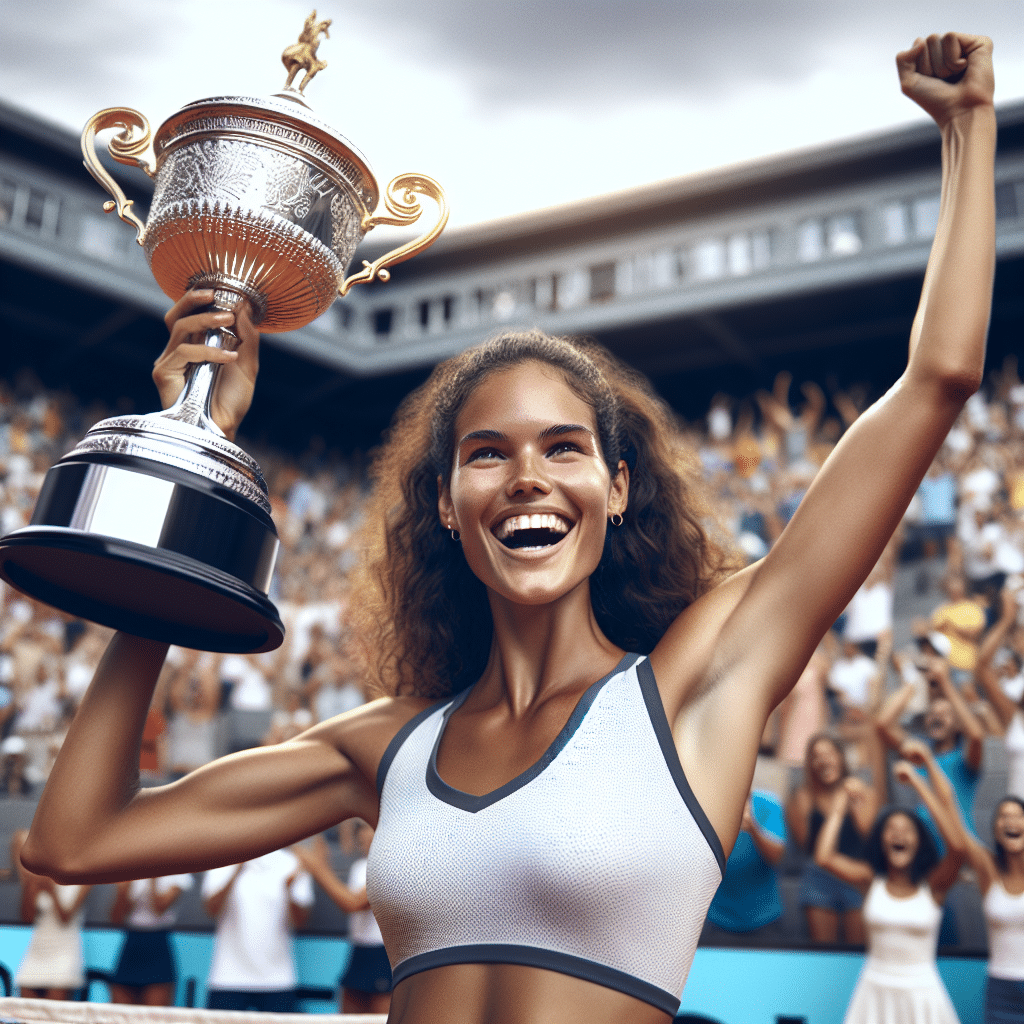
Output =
[{"x1": 494, "y1": 513, "x2": 573, "y2": 550}]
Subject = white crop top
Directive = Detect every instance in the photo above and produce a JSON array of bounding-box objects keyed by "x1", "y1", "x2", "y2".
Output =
[
  {"x1": 984, "y1": 880, "x2": 1024, "y2": 981},
  {"x1": 367, "y1": 653, "x2": 725, "y2": 1016}
]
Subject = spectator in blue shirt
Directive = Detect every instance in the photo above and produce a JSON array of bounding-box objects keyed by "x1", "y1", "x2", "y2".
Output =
[{"x1": 702, "y1": 789, "x2": 787, "y2": 944}]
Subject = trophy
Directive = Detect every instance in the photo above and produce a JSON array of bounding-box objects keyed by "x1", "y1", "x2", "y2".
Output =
[{"x1": 0, "y1": 12, "x2": 448, "y2": 653}]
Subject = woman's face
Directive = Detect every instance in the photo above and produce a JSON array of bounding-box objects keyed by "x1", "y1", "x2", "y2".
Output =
[
  {"x1": 881, "y1": 812, "x2": 920, "y2": 872},
  {"x1": 808, "y1": 739, "x2": 844, "y2": 787},
  {"x1": 438, "y1": 361, "x2": 627, "y2": 609},
  {"x1": 994, "y1": 800, "x2": 1024, "y2": 856}
]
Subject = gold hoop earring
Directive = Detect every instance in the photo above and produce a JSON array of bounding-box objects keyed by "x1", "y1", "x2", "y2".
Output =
[{"x1": 609, "y1": 513, "x2": 623, "y2": 527}]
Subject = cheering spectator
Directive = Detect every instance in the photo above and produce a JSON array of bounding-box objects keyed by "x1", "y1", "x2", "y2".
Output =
[
  {"x1": 202, "y1": 848, "x2": 314, "y2": 1013},
  {"x1": 110, "y1": 874, "x2": 194, "y2": 1006},
  {"x1": 703, "y1": 789, "x2": 787, "y2": 943},
  {"x1": 786, "y1": 734, "x2": 883, "y2": 944}
]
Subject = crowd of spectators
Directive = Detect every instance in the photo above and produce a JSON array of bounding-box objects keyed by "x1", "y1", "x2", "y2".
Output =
[{"x1": 1, "y1": 353, "x2": 1022, "y2": 955}]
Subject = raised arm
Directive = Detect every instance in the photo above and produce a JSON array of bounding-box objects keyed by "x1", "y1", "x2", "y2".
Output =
[
  {"x1": 875, "y1": 679, "x2": 916, "y2": 752},
  {"x1": 973, "y1": 585, "x2": 1022, "y2": 730},
  {"x1": 661, "y1": 33, "x2": 996, "y2": 850},
  {"x1": 895, "y1": 737, "x2": 968, "y2": 898},
  {"x1": 930, "y1": 658, "x2": 987, "y2": 771}
]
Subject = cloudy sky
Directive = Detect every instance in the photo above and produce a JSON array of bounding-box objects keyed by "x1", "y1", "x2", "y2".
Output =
[{"x1": 1, "y1": 1, "x2": 1021, "y2": 227}]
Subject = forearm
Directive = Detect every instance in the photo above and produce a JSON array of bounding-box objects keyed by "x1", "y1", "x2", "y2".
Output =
[
  {"x1": 904, "y1": 769, "x2": 966, "y2": 854},
  {"x1": 304, "y1": 859, "x2": 368, "y2": 913},
  {"x1": 934, "y1": 668, "x2": 986, "y2": 746},
  {"x1": 906, "y1": 107, "x2": 995, "y2": 390},
  {"x1": 748, "y1": 825, "x2": 785, "y2": 867},
  {"x1": 813, "y1": 801, "x2": 846, "y2": 867}
]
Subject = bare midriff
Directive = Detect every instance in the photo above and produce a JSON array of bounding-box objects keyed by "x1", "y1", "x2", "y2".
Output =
[{"x1": 387, "y1": 963, "x2": 675, "y2": 1024}]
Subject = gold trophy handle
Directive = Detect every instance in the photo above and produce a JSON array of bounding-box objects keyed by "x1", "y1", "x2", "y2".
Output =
[
  {"x1": 339, "y1": 173, "x2": 449, "y2": 296},
  {"x1": 81, "y1": 107, "x2": 158, "y2": 245}
]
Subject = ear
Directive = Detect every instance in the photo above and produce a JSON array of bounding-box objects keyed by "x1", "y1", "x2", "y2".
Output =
[
  {"x1": 608, "y1": 460, "x2": 629, "y2": 518},
  {"x1": 437, "y1": 475, "x2": 455, "y2": 530}
]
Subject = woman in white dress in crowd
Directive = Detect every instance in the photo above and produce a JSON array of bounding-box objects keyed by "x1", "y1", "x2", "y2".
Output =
[
  {"x1": 11, "y1": 829, "x2": 91, "y2": 1000},
  {"x1": 949, "y1": 793, "x2": 1024, "y2": 1022},
  {"x1": 815, "y1": 738, "x2": 967, "y2": 1024}
]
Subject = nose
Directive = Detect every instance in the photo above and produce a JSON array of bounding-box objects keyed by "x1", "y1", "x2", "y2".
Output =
[{"x1": 506, "y1": 448, "x2": 551, "y2": 499}]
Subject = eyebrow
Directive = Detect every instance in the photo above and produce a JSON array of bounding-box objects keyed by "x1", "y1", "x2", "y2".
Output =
[{"x1": 458, "y1": 423, "x2": 595, "y2": 445}]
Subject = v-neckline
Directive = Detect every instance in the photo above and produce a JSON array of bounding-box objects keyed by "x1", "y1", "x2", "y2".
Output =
[{"x1": 425, "y1": 652, "x2": 639, "y2": 813}]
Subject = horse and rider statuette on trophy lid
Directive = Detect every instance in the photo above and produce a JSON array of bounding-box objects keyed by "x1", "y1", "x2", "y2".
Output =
[{"x1": 0, "y1": 12, "x2": 449, "y2": 654}]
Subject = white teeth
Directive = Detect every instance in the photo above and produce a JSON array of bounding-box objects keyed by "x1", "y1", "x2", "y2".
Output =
[{"x1": 495, "y1": 513, "x2": 572, "y2": 539}]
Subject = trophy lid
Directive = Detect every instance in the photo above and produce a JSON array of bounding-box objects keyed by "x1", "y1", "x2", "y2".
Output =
[{"x1": 153, "y1": 93, "x2": 380, "y2": 214}]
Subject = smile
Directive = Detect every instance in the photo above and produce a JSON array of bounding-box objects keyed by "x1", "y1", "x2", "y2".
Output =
[{"x1": 493, "y1": 513, "x2": 573, "y2": 550}]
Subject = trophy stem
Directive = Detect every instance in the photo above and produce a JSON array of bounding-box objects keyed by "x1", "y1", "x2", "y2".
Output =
[{"x1": 159, "y1": 327, "x2": 234, "y2": 436}]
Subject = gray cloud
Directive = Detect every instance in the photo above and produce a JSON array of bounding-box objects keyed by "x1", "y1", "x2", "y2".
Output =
[{"x1": 342, "y1": 0, "x2": 1022, "y2": 109}]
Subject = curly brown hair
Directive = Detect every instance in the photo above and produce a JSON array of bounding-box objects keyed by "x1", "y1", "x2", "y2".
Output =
[{"x1": 349, "y1": 330, "x2": 739, "y2": 699}]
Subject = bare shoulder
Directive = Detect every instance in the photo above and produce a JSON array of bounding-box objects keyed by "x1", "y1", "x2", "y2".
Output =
[{"x1": 307, "y1": 692, "x2": 440, "y2": 790}]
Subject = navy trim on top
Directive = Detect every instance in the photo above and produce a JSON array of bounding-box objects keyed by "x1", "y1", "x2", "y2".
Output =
[
  {"x1": 391, "y1": 943, "x2": 680, "y2": 1017},
  {"x1": 376, "y1": 699, "x2": 449, "y2": 796},
  {"x1": 636, "y1": 657, "x2": 727, "y2": 875},
  {"x1": 426, "y1": 652, "x2": 641, "y2": 813}
]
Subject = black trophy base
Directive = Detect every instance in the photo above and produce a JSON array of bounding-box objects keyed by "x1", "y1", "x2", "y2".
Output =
[{"x1": 0, "y1": 450, "x2": 285, "y2": 654}]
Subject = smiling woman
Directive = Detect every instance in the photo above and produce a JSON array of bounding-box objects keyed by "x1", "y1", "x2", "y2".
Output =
[
  {"x1": 21, "y1": 32, "x2": 1000, "y2": 1024},
  {"x1": 351, "y1": 331, "x2": 733, "y2": 701}
]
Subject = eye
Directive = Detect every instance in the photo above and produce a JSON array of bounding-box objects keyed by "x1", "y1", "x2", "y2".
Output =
[
  {"x1": 547, "y1": 441, "x2": 584, "y2": 457},
  {"x1": 466, "y1": 446, "x2": 504, "y2": 463}
]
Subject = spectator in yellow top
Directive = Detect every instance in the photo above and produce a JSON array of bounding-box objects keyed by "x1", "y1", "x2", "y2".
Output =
[{"x1": 930, "y1": 572, "x2": 986, "y2": 689}]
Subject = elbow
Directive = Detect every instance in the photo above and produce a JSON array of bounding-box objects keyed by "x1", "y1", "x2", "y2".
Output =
[
  {"x1": 929, "y1": 364, "x2": 984, "y2": 407},
  {"x1": 19, "y1": 833, "x2": 74, "y2": 884},
  {"x1": 20, "y1": 831, "x2": 104, "y2": 885}
]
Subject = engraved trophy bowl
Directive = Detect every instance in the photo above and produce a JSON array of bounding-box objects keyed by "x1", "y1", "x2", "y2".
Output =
[{"x1": 0, "y1": 18, "x2": 448, "y2": 653}]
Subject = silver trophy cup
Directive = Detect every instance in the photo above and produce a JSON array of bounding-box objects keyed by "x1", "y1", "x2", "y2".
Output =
[{"x1": 0, "y1": 15, "x2": 448, "y2": 652}]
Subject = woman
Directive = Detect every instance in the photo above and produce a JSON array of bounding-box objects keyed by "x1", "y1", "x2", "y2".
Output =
[
  {"x1": 108, "y1": 873, "x2": 193, "y2": 1006},
  {"x1": 786, "y1": 733, "x2": 882, "y2": 943},
  {"x1": 22, "y1": 34, "x2": 997, "y2": 1024},
  {"x1": 957, "y1": 796, "x2": 1024, "y2": 1023},
  {"x1": 295, "y1": 823, "x2": 393, "y2": 1015},
  {"x1": 11, "y1": 830, "x2": 90, "y2": 1000},
  {"x1": 815, "y1": 739, "x2": 967, "y2": 1024}
]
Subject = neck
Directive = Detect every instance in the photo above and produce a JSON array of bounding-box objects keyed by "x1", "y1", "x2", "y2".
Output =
[
  {"x1": 886, "y1": 866, "x2": 914, "y2": 888},
  {"x1": 1004, "y1": 850, "x2": 1024, "y2": 881},
  {"x1": 477, "y1": 581, "x2": 623, "y2": 716}
]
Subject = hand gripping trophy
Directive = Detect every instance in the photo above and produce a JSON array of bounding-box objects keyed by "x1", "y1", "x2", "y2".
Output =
[{"x1": 0, "y1": 12, "x2": 448, "y2": 653}]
